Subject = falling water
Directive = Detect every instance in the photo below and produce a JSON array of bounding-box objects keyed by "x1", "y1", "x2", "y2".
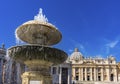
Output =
[
  {"x1": 16, "y1": 63, "x2": 22, "y2": 84},
  {"x1": 6, "y1": 50, "x2": 10, "y2": 60},
  {"x1": 5, "y1": 50, "x2": 23, "y2": 84},
  {"x1": 34, "y1": 8, "x2": 48, "y2": 23},
  {"x1": 34, "y1": 8, "x2": 57, "y2": 29},
  {"x1": 15, "y1": 35, "x2": 21, "y2": 45},
  {"x1": 15, "y1": 34, "x2": 25, "y2": 45},
  {"x1": 4, "y1": 58, "x2": 23, "y2": 84},
  {"x1": 4, "y1": 58, "x2": 12, "y2": 83}
]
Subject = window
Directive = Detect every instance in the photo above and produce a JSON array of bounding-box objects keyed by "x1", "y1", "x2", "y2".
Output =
[
  {"x1": 83, "y1": 77, "x2": 85, "y2": 81},
  {"x1": 98, "y1": 76, "x2": 101, "y2": 81},
  {"x1": 110, "y1": 61, "x2": 113, "y2": 64},
  {"x1": 87, "y1": 68, "x2": 90, "y2": 73},
  {"x1": 98, "y1": 60, "x2": 101, "y2": 63},
  {"x1": 87, "y1": 76, "x2": 90, "y2": 81},
  {"x1": 110, "y1": 74, "x2": 114, "y2": 81},
  {"x1": 75, "y1": 68, "x2": 79, "y2": 73},
  {"x1": 52, "y1": 67, "x2": 56, "y2": 74},
  {"x1": 76, "y1": 76, "x2": 79, "y2": 80},
  {"x1": 98, "y1": 68, "x2": 101, "y2": 72}
]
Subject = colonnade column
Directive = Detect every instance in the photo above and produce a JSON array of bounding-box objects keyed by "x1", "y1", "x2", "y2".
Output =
[
  {"x1": 59, "y1": 67, "x2": 62, "y2": 84},
  {"x1": 79, "y1": 68, "x2": 81, "y2": 81},
  {"x1": 68, "y1": 68, "x2": 70, "y2": 84},
  {"x1": 94, "y1": 67, "x2": 96, "y2": 81},
  {"x1": 72, "y1": 68, "x2": 75, "y2": 80},
  {"x1": 0, "y1": 59, "x2": 3, "y2": 84},
  {"x1": 101, "y1": 67, "x2": 103, "y2": 81},
  {"x1": 81, "y1": 68, "x2": 83, "y2": 81},
  {"x1": 90, "y1": 68, "x2": 92, "y2": 81},
  {"x1": 107, "y1": 67, "x2": 110, "y2": 81},
  {"x1": 85, "y1": 68, "x2": 87, "y2": 81},
  {"x1": 114, "y1": 67, "x2": 117, "y2": 82}
]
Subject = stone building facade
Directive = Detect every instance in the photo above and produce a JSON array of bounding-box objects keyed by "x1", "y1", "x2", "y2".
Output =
[
  {"x1": 2, "y1": 44, "x2": 25, "y2": 84},
  {"x1": 4, "y1": 59, "x2": 24, "y2": 84},
  {"x1": 1, "y1": 45, "x2": 120, "y2": 84},
  {"x1": 0, "y1": 44, "x2": 6, "y2": 84},
  {"x1": 51, "y1": 63, "x2": 72, "y2": 84},
  {"x1": 66, "y1": 48, "x2": 120, "y2": 84}
]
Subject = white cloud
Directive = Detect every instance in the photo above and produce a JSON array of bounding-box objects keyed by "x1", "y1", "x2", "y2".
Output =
[
  {"x1": 68, "y1": 49, "x2": 73, "y2": 52},
  {"x1": 68, "y1": 39, "x2": 86, "y2": 54},
  {"x1": 105, "y1": 39, "x2": 119, "y2": 54},
  {"x1": 106, "y1": 40, "x2": 119, "y2": 48},
  {"x1": 78, "y1": 44, "x2": 84, "y2": 50}
]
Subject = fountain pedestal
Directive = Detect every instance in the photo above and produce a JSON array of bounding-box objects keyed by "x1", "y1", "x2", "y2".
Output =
[
  {"x1": 21, "y1": 71, "x2": 52, "y2": 84},
  {"x1": 21, "y1": 60, "x2": 52, "y2": 84}
]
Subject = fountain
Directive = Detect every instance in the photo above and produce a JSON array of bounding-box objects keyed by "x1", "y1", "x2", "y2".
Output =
[{"x1": 8, "y1": 8, "x2": 68, "y2": 84}]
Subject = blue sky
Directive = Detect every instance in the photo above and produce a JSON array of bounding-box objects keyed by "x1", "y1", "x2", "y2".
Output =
[{"x1": 0, "y1": 0, "x2": 120, "y2": 61}]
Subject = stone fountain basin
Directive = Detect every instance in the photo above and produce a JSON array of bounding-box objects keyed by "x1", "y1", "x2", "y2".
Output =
[
  {"x1": 8, "y1": 45, "x2": 68, "y2": 65},
  {"x1": 16, "y1": 20, "x2": 62, "y2": 45}
]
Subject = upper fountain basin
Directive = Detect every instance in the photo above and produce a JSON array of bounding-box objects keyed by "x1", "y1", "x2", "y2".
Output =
[
  {"x1": 15, "y1": 20, "x2": 62, "y2": 46},
  {"x1": 8, "y1": 44, "x2": 68, "y2": 65}
]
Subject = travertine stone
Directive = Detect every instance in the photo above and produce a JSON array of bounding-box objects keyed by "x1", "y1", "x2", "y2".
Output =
[
  {"x1": 16, "y1": 20, "x2": 62, "y2": 45},
  {"x1": 21, "y1": 71, "x2": 52, "y2": 84}
]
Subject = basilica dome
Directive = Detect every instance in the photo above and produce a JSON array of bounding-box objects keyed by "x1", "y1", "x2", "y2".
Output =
[{"x1": 69, "y1": 48, "x2": 83, "y2": 61}]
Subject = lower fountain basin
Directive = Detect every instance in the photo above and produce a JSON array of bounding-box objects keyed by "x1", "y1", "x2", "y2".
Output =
[{"x1": 8, "y1": 45, "x2": 68, "y2": 65}]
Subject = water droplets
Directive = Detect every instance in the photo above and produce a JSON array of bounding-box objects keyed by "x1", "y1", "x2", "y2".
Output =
[
  {"x1": 15, "y1": 32, "x2": 26, "y2": 45},
  {"x1": 34, "y1": 8, "x2": 48, "y2": 23}
]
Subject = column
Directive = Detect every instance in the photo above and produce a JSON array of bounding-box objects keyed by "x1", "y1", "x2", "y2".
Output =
[
  {"x1": 79, "y1": 68, "x2": 81, "y2": 81},
  {"x1": 90, "y1": 68, "x2": 92, "y2": 81},
  {"x1": 107, "y1": 67, "x2": 110, "y2": 81},
  {"x1": 59, "y1": 67, "x2": 62, "y2": 84},
  {"x1": 94, "y1": 67, "x2": 96, "y2": 81},
  {"x1": 68, "y1": 68, "x2": 70, "y2": 84},
  {"x1": 96, "y1": 67, "x2": 98, "y2": 81},
  {"x1": 81, "y1": 68, "x2": 83, "y2": 81},
  {"x1": 101, "y1": 67, "x2": 104, "y2": 81},
  {"x1": 85, "y1": 68, "x2": 87, "y2": 81},
  {"x1": 0, "y1": 59, "x2": 3, "y2": 84},
  {"x1": 72, "y1": 68, "x2": 75, "y2": 80},
  {"x1": 114, "y1": 67, "x2": 117, "y2": 82},
  {"x1": 56, "y1": 66, "x2": 59, "y2": 75}
]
